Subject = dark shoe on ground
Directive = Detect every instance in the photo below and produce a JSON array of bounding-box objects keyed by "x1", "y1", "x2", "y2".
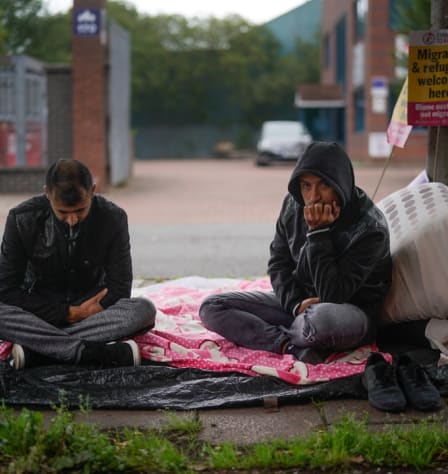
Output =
[
  {"x1": 284, "y1": 343, "x2": 324, "y2": 365},
  {"x1": 9, "y1": 344, "x2": 59, "y2": 370},
  {"x1": 362, "y1": 352, "x2": 407, "y2": 413},
  {"x1": 395, "y1": 353, "x2": 441, "y2": 412},
  {"x1": 79, "y1": 340, "x2": 141, "y2": 368}
]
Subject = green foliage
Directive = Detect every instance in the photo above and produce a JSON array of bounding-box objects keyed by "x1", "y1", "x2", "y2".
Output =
[
  {"x1": 0, "y1": 405, "x2": 44, "y2": 460},
  {"x1": 205, "y1": 442, "x2": 240, "y2": 468},
  {"x1": 0, "y1": 406, "x2": 448, "y2": 472},
  {"x1": 0, "y1": 0, "x2": 43, "y2": 54},
  {"x1": 26, "y1": 12, "x2": 71, "y2": 63},
  {"x1": 393, "y1": 0, "x2": 431, "y2": 32},
  {"x1": 105, "y1": 2, "x2": 319, "y2": 127},
  {"x1": 364, "y1": 421, "x2": 447, "y2": 468},
  {"x1": 3, "y1": 0, "x2": 320, "y2": 129},
  {"x1": 0, "y1": 402, "x2": 123, "y2": 473},
  {"x1": 125, "y1": 13, "x2": 282, "y2": 127},
  {"x1": 206, "y1": 415, "x2": 448, "y2": 471},
  {"x1": 120, "y1": 429, "x2": 189, "y2": 473},
  {"x1": 162, "y1": 411, "x2": 202, "y2": 436}
]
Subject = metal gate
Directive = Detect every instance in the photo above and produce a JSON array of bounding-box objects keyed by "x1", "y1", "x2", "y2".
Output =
[
  {"x1": 107, "y1": 20, "x2": 131, "y2": 185},
  {"x1": 0, "y1": 56, "x2": 47, "y2": 168}
]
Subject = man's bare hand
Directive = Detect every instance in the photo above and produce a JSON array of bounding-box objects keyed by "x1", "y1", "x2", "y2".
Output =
[
  {"x1": 304, "y1": 200, "x2": 341, "y2": 230},
  {"x1": 296, "y1": 297, "x2": 320, "y2": 315},
  {"x1": 67, "y1": 288, "x2": 108, "y2": 323}
]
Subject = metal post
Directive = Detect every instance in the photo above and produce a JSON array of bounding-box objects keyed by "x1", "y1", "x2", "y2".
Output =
[
  {"x1": 426, "y1": 0, "x2": 448, "y2": 183},
  {"x1": 14, "y1": 55, "x2": 26, "y2": 167}
]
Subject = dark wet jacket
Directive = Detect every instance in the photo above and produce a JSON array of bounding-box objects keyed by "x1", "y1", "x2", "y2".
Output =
[
  {"x1": 268, "y1": 142, "x2": 392, "y2": 323},
  {"x1": 0, "y1": 195, "x2": 132, "y2": 327}
]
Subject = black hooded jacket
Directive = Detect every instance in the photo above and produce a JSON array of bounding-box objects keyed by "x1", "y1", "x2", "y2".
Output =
[
  {"x1": 268, "y1": 142, "x2": 392, "y2": 322},
  {"x1": 0, "y1": 194, "x2": 132, "y2": 327}
]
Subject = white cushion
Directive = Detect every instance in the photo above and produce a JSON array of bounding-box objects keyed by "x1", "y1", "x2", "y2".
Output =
[{"x1": 377, "y1": 182, "x2": 448, "y2": 323}]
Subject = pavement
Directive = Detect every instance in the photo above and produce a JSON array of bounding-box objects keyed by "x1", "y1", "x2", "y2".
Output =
[{"x1": 3, "y1": 157, "x2": 446, "y2": 445}]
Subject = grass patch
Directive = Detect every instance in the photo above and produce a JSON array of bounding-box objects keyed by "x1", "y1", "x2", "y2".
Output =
[{"x1": 0, "y1": 405, "x2": 447, "y2": 473}]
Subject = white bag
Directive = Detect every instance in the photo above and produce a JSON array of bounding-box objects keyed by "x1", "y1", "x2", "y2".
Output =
[{"x1": 377, "y1": 182, "x2": 448, "y2": 323}]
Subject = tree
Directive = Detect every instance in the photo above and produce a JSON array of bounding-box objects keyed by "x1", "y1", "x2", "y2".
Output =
[
  {"x1": 122, "y1": 12, "x2": 282, "y2": 126},
  {"x1": 242, "y1": 33, "x2": 320, "y2": 127},
  {"x1": 26, "y1": 12, "x2": 71, "y2": 63},
  {"x1": 393, "y1": 0, "x2": 431, "y2": 32},
  {"x1": 0, "y1": 0, "x2": 43, "y2": 54},
  {"x1": 2, "y1": 0, "x2": 321, "y2": 133}
]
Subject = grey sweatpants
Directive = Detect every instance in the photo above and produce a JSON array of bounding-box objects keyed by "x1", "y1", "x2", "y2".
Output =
[
  {"x1": 199, "y1": 291, "x2": 374, "y2": 354},
  {"x1": 0, "y1": 297, "x2": 156, "y2": 363}
]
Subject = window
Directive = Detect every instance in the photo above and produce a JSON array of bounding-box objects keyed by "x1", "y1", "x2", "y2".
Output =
[
  {"x1": 323, "y1": 34, "x2": 330, "y2": 69},
  {"x1": 336, "y1": 16, "x2": 346, "y2": 85},
  {"x1": 355, "y1": 0, "x2": 368, "y2": 41},
  {"x1": 354, "y1": 87, "x2": 365, "y2": 132}
]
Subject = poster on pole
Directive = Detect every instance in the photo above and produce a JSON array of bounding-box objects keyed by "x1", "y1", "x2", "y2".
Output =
[
  {"x1": 408, "y1": 30, "x2": 448, "y2": 126},
  {"x1": 387, "y1": 77, "x2": 413, "y2": 148}
]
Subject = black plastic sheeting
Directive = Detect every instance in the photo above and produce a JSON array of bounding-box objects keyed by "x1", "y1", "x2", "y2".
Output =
[{"x1": 1, "y1": 359, "x2": 448, "y2": 410}]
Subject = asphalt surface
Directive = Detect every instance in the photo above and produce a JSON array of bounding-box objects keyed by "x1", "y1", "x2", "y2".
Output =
[{"x1": 0, "y1": 158, "x2": 422, "y2": 279}]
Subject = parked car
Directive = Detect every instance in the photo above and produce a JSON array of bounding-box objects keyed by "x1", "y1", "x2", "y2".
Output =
[{"x1": 256, "y1": 120, "x2": 312, "y2": 166}]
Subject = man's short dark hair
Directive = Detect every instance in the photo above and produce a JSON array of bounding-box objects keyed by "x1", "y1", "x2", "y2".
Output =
[{"x1": 45, "y1": 159, "x2": 93, "y2": 206}]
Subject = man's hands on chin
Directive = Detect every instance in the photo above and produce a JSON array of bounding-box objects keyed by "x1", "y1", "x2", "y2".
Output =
[
  {"x1": 304, "y1": 200, "x2": 341, "y2": 230},
  {"x1": 67, "y1": 288, "x2": 108, "y2": 323}
]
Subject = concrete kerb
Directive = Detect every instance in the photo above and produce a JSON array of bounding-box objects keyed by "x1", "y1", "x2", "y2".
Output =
[{"x1": 22, "y1": 395, "x2": 448, "y2": 446}]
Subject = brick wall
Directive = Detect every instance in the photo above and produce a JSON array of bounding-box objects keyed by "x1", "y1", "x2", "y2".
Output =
[
  {"x1": 72, "y1": 0, "x2": 107, "y2": 191},
  {"x1": 321, "y1": 0, "x2": 427, "y2": 164}
]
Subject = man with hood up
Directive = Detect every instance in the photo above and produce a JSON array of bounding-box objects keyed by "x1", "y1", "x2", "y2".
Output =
[{"x1": 199, "y1": 142, "x2": 392, "y2": 364}]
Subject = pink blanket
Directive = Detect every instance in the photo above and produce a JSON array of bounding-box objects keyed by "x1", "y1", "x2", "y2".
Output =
[
  {"x1": 0, "y1": 277, "x2": 378, "y2": 385},
  {"x1": 134, "y1": 277, "x2": 377, "y2": 385}
]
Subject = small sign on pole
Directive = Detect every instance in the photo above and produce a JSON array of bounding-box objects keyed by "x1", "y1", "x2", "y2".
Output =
[
  {"x1": 371, "y1": 76, "x2": 388, "y2": 114},
  {"x1": 408, "y1": 29, "x2": 448, "y2": 126},
  {"x1": 73, "y1": 9, "x2": 100, "y2": 36}
]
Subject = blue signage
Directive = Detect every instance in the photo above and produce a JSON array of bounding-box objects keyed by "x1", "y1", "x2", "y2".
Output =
[{"x1": 74, "y1": 9, "x2": 100, "y2": 36}]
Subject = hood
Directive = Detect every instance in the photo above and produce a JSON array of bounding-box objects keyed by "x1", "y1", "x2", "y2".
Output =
[{"x1": 287, "y1": 141, "x2": 355, "y2": 208}]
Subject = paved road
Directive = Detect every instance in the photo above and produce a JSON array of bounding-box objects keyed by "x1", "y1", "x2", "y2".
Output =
[
  {"x1": 0, "y1": 158, "x2": 422, "y2": 279},
  {"x1": 111, "y1": 158, "x2": 422, "y2": 279}
]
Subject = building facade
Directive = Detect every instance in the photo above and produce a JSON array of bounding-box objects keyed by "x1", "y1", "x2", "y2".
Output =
[{"x1": 296, "y1": 0, "x2": 427, "y2": 163}]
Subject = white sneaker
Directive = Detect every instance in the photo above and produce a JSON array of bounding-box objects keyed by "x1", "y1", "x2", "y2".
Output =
[
  {"x1": 123, "y1": 340, "x2": 141, "y2": 366},
  {"x1": 10, "y1": 344, "x2": 26, "y2": 370}
]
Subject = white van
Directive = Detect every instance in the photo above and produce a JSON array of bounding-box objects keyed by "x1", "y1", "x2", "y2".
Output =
[{"x1": 256, "y1": 120, "x2": 312, "y2": 166}]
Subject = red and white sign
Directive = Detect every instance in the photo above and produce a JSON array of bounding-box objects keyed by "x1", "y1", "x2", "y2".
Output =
[{"x1": 408, "y1": 30, "x2": 448, "y2": 126}]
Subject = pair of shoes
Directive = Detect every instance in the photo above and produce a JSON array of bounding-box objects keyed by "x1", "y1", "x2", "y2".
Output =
[
  {"x1": 362, "y1": 352, "x2": 441, "y2": 412},
  {"x1": 9, "y1": 344, "x2": 59, "y2": 370},
  {"x1": 79, "y1": 340, "x2": 141, "y2": 368},
  {"x1": 362, "y1": 352, "x2": 406, "y2": 412},
  {"x1": 395, "y1": 353, "x2": 442, "y2": 412},
  {"x1": 284, "y1": 343, "x2": 324, "y2": 365}
]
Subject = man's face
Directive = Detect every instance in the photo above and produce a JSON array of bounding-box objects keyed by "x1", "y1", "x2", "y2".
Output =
[
  {"x1": 45, "y1": 186, "x2": 95, "y2": 228},
  {"x1": 299, "y1": 172, "x2": 340, "y2": 206}
]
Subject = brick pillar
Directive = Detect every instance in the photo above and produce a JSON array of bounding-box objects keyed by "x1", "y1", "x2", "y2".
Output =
[{"x1": 72, "y1": 0, "x2": 108, "y2": 191}]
